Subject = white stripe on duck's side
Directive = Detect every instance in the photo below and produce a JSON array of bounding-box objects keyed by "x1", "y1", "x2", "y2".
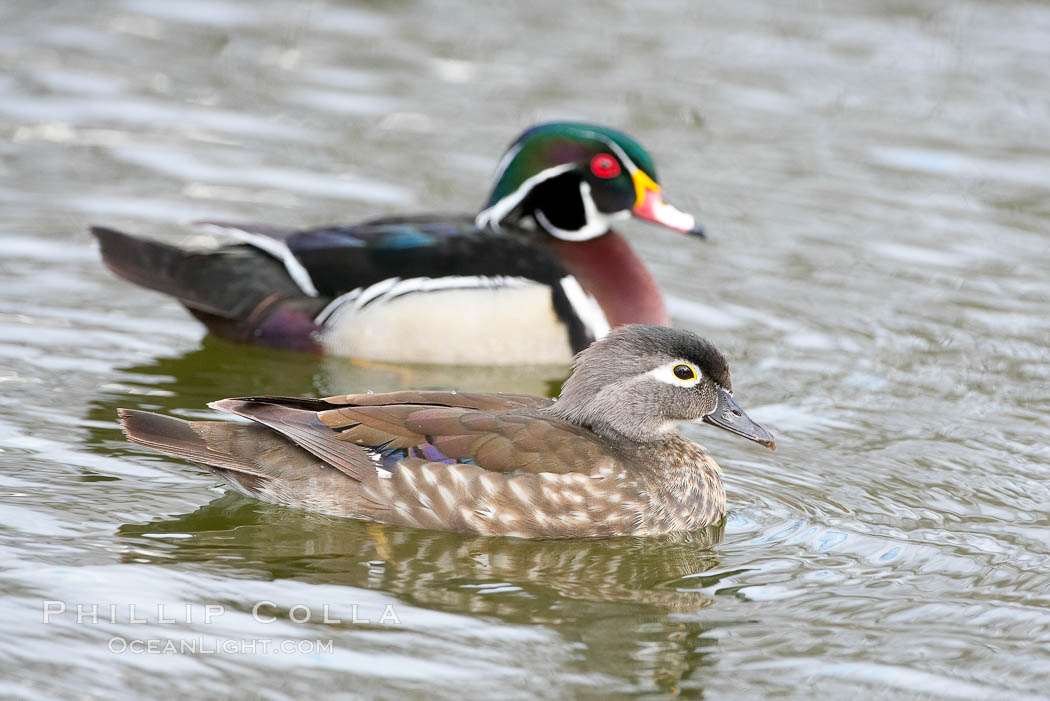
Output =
[
  {"x1": 559, "y1": 275, "x2": 611, "y2": 339},
  {"x1": 198, "y1": 223, "x2": 322, "y2": 297},
  {"x1": 317, "y1": 275, "x2": 609, "y2": 365}
]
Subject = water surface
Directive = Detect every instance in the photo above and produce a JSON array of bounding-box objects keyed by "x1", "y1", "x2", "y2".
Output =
[{"x1": 1, "y1": 1, "x2": 1049, "y2": 698}]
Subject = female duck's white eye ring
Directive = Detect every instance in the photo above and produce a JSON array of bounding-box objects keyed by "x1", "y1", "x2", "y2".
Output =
[{"x1": 647, "y1": 361, "x2": 702, "y2": 387}]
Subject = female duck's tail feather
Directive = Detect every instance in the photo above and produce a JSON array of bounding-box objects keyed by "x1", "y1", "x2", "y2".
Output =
[{"x1": 117, "y1": 408, "x2": 363, "y2": 515}]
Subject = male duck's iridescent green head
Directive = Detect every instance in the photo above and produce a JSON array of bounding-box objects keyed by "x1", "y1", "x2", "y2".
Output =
[{"x1": 476, "y1": 122, "x2": 704, "y2": 241}]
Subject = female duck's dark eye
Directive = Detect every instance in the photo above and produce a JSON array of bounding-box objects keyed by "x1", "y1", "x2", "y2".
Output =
[
  {"x1": 590, "y1": 154, "x2": 621, "y2": 179},
  {"x1": 673, "y1": 364, "x2": 696, "y2": 381}
]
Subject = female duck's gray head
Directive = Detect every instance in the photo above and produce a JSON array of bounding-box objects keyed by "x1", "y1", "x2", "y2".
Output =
[
  {"x1": 547, "y1": 324, "x2": 775, "y2": 448},
  {"x1": 476, "y1": 122, "x2": 705, "y2": 241}
]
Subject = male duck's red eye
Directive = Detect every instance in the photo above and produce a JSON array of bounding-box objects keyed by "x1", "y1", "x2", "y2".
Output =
[{"x1": 590, "y1": 154, "x2": 621, "y2": 179}]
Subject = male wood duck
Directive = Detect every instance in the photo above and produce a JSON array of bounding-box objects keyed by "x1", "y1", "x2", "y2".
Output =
[
  {"x1": 119, "y1": 325, "x2": 775, "y2": 539},
  {"x1": 93, "y1": 122, "x2": 704, "y2": 365}
]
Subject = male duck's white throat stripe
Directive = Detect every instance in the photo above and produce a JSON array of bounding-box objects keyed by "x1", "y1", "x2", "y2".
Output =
[
  {"x1": 475, "y1": 163, "x2": 575, "y2": 232},
  {"x1": 537, "y1": 181, "x2": 629, "y2": 242}
]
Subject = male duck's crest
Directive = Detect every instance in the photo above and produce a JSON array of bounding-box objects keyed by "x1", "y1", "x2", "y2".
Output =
[
  {"x1": 92, "y1": 122, "x2": 705, "y2": 365},
  {"x1": 476, "y1": 122, "x2": 704, "y2": 241},
  {"x1": 118, "y1": 325, "x2": 775, "y2": 539}
]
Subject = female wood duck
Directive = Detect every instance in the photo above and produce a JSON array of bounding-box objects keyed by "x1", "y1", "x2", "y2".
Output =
[
  {"x1": 93, "y1": 123, "x2": 704, "y2": 365},
  {"x1": 119, "y1": 325, "x2": 775, "y2": 539}
]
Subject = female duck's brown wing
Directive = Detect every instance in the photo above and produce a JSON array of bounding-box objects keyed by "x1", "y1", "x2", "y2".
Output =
[
  {"x1": 121, "y1": 392, "x2": 641, "y2": 537},
  {"x1": 325, "y1": 389, "x2": 553, "y2": 412},
  {"x1": 213, "y1": 392, "x2": 611, "y2": 476}
]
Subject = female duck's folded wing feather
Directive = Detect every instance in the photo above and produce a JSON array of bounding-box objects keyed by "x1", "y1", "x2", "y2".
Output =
[
  {"x1": 316, "y1": 403, "x2": 613, "y2": 475},
  {"x1": 208, "y1": 393, "x2": 610, "y2": 476},
  {"x1": 117, "y1": 408, "x2": 367, "y2": 515},
  {"x1": 206, "y1": 398, "x2": 380, "y2": 481},
  {"x1": 327, "y1": 390, "x2": 553, "y2": 411}
]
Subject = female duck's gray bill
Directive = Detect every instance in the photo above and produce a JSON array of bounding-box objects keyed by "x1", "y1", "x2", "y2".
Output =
[{"x1": 702, "y1": 389, "x2": 776, "y2": 450}]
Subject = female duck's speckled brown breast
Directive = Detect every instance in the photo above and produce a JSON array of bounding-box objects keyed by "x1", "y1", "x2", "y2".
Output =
[{"x1": 118, "y1": 325, "x2": 774, "y2": 539}]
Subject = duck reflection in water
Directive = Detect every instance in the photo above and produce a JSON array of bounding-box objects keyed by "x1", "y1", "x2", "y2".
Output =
[{"x1": 118, "y1": 494, "x2": 727, "y2": 694}]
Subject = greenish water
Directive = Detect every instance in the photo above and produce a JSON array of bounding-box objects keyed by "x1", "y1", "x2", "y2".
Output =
[{"x1": 2, "y1": 1, "x2": 1049, "y2": 698}]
